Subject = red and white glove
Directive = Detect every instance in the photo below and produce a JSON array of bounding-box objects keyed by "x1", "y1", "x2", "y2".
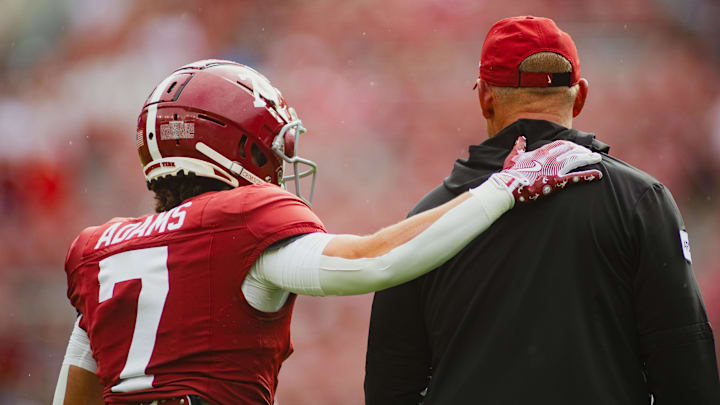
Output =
[{"x1": 490, "y1": 136, "x2": 603, "y2": 203}]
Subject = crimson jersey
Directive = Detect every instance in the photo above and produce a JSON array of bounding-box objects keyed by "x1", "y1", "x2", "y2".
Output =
[{"x1": 64, "y1": 184, "x2": 325, "y2": 404}]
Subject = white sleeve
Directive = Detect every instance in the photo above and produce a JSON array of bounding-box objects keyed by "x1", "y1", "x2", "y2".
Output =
[
  {"x1": 250, "y1": 233, "x2": 331, "y2": 297},
  {"x1": 251, "y1": 177, "x2": 513, "y2": 296},
  {"x1": 52, "y1": 317, "x2": 98, "y2": 405}
]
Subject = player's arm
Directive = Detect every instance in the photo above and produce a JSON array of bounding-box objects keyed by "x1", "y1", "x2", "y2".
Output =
[
  {"x1": 632, "y1": 184, "x2": 720, "y2": 403},
  {"x1": 253, "y1": 138, "x2": 603, "y2": 296},
  {"x1": 52, "y1": 317, "x2": 104, "y2": 405}
]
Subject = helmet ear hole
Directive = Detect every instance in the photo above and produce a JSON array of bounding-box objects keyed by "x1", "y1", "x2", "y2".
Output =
[
  {"x1": 250, "y1": 143, "x2": 268, "y2": 167},
  {"x1": 238, "y1": 134, "x2": 247, "y2": 159}
]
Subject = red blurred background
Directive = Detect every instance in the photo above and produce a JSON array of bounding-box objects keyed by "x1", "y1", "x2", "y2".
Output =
[{"x1": 1, "y1": 0, "x2": 719, "y2": 403}]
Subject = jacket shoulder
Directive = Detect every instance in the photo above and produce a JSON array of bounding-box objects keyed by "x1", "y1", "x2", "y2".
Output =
[{"x1": 601, "y1": 154, "x2": 664, "y2": 193}]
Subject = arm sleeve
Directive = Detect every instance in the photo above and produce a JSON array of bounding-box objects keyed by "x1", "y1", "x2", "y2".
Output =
[
  {"x1": 633, "y1": 184, "x2": 720, "y2": 403},
  {"x1": 364, "y1": 282, "x2": 431, "y2": 405},
  {"x1": 250, "y1": 178, "x2": 513, "y2": 296},
  {"x1": 62, "y1": 317, "x2": 97, "y2": 372}
]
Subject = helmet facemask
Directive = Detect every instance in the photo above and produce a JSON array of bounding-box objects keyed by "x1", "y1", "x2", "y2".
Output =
[{"x1": 271, "y1": 114, "x2": 318, "y2": 205}]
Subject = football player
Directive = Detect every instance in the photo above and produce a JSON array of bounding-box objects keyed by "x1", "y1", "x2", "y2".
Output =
[{"x1": 52, "y1": 60, "x2": 602, "y2": 405}]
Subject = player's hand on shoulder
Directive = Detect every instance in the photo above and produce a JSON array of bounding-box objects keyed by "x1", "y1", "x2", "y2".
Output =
[{"x1": 492, "y1": 136, "x2": 603, "y2": 203}]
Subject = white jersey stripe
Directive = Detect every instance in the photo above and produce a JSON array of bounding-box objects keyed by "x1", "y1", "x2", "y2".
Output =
[{"x1": 146, "y1": 75, "x2": 177, "y2": 161}]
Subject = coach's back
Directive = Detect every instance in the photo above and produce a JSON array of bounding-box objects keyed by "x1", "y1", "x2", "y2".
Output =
[
  {"x1": 366, "y1": 16, "x2": 719, "y2": 404},
  {"x1": 364, "y1": 119, "x2": 720, "y2": 404}
]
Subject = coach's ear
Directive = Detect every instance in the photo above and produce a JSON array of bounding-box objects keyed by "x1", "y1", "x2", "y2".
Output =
[
  {"x1": 572, "y1": 78, "x2": 588, "y2": 118},
  {"x1": 478, "y1": 79, "x2": 495, "y2": 119}
]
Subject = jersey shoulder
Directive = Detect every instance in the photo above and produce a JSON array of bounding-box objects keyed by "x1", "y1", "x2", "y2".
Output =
[
  {"x1": 204, "y1": 183, "x2": 326, "y2": 239},
  {"x1": 64, "y1": 218, "x2": 127, "y2": 275}
]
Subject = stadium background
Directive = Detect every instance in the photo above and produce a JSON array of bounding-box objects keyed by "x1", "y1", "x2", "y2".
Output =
[{"x1": 1, "y1": 0, "x2": 719, "y2": 403}]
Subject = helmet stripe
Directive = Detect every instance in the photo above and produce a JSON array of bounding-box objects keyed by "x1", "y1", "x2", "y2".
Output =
[{"x1": 145, "y1": 75, "x2": 176, "y2": 161}]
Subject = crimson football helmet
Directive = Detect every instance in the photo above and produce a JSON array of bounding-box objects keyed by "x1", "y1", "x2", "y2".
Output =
[{"x1": 137, "y1": 59, "x2": 317, "y2": 204}]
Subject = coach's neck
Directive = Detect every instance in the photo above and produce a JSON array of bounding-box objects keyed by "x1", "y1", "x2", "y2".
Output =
[{"x1": 477, "y1": 78, "x2": 588, "y2": 138}]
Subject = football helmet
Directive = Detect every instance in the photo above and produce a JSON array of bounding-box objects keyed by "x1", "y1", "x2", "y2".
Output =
[{"x1": 137, "y1": 59, "x2": 317, "y2": 204}]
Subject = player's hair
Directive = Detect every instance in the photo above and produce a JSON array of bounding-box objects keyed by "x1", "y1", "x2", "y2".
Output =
[
  {"x1": 148, "y1": 171, "x2": 232, "y2": 213},
  {"x1": 491, "y1": 52, "x2": 578, "y2": 105}
]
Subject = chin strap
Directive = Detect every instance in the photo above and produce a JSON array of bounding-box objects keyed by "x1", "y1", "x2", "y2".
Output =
[{"x1": 195, "y1": 142, "x2": 267, "y2": 186}]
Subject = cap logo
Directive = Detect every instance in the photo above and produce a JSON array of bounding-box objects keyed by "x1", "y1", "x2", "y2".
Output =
[{"x1": 517, "y1": 71, "x2": 572, "y2": 87}]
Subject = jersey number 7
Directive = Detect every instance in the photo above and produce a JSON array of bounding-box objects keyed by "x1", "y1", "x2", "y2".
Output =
[{"x1": 98, "y1": 247, "x2": 169, "y2": 392}]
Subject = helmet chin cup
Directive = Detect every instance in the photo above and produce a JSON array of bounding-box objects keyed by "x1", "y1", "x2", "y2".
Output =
[{"x1": 272, "y1": 119, "x2": 318, "y2": 206}]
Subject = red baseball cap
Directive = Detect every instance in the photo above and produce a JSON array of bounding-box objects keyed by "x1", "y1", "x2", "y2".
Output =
[{"x1": 479, "y1": 16, "x2": 580, "y2": 87}]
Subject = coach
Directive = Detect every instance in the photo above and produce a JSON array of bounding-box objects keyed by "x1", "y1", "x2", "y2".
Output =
[{"x1": 364, "y1": 16, "x2": 720, "y2": 404}]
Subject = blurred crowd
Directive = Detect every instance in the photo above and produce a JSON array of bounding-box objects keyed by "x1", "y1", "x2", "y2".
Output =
[{"x1": 1, "y1": 0, "x2": 719, "y2": 403}]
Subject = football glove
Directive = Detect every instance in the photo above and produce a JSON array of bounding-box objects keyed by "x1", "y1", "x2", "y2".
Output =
[{"x1": 491, "y1": 136, "x2": 603, "y2": 203}]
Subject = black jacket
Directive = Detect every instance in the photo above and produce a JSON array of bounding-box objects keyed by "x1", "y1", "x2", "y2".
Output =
[{"x1": 364, "y1": 119, "x2": 720, "y2": 405}]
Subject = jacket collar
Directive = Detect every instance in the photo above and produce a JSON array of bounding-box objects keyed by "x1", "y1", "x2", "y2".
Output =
[
  {"x1": 443, "y1": 119, "x2": 610, "y2": 193},
  {"x1": 475, "y1": 118, "x2": 609, "y2": 154}
]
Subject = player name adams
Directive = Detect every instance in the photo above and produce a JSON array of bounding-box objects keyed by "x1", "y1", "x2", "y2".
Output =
[{"x1": 94, "y1": 201, "x2": 192, "y2": 250}]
